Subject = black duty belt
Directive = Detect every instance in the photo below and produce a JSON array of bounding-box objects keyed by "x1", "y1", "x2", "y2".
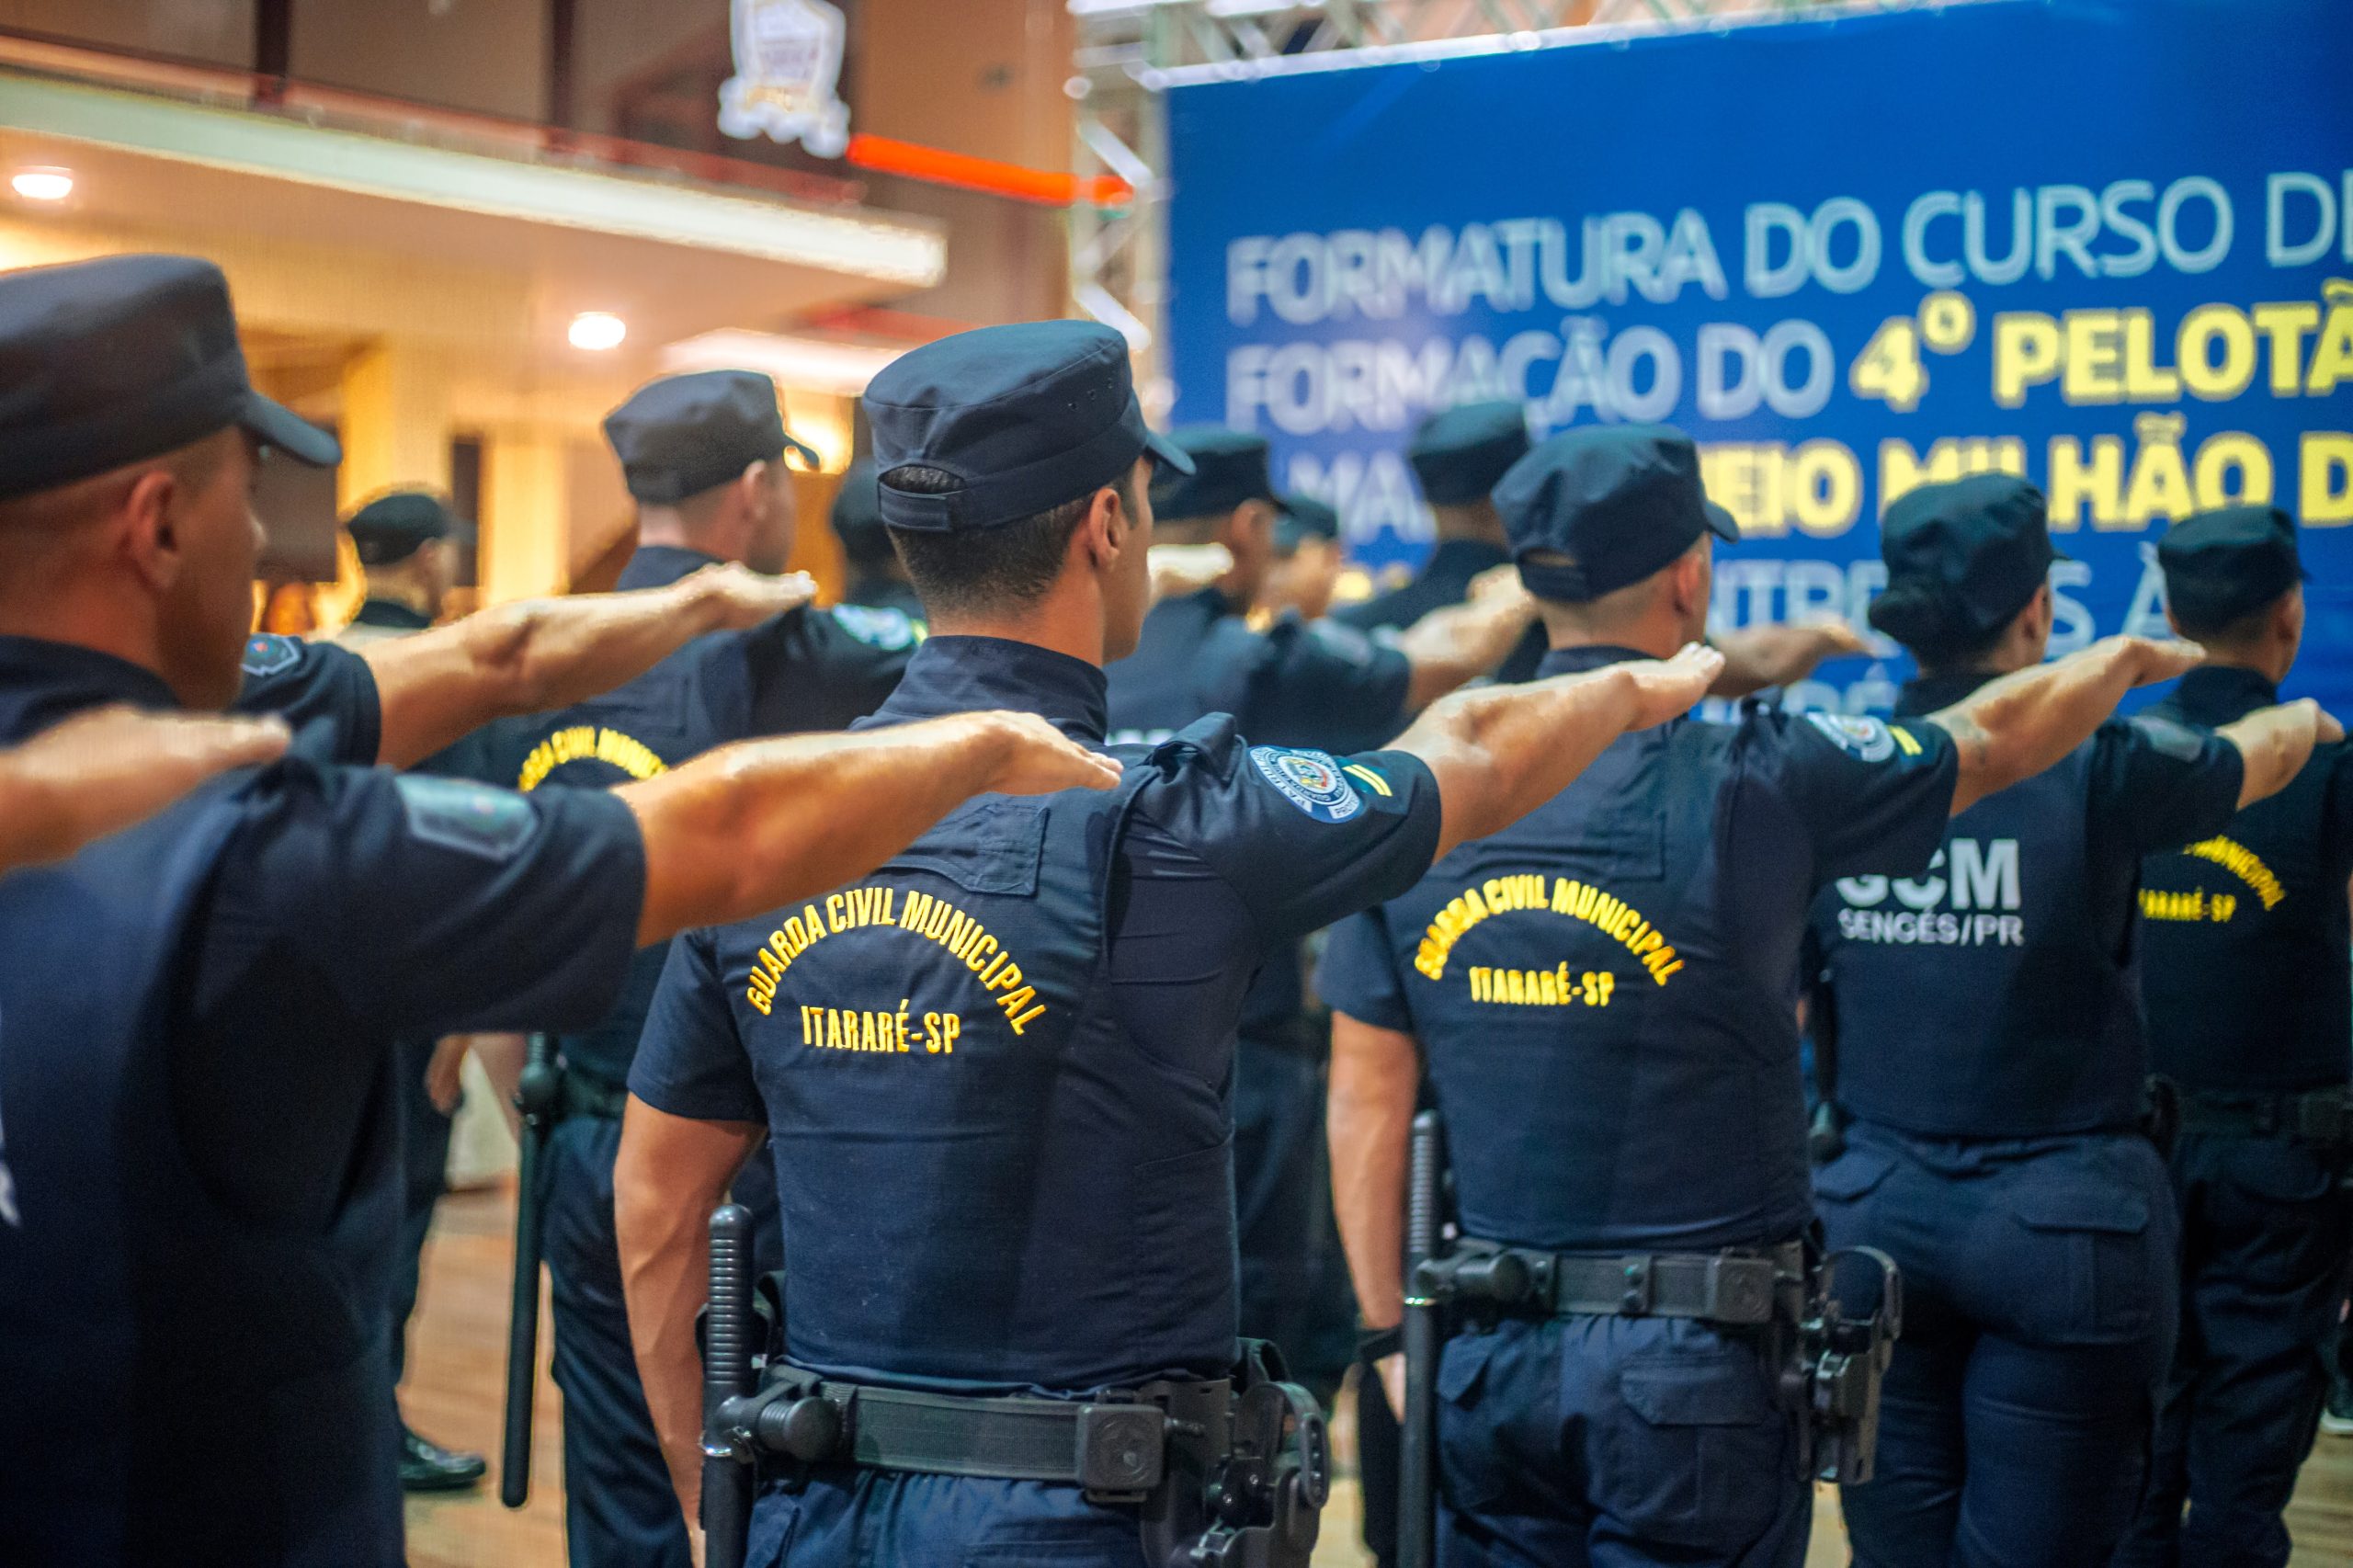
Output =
[
  {"x1": 732, "y1": 1365, "x2": 1202, "y2": 1495},
  {"x1": 557, "y1": 1069, "x2": 629, "y2": 1122},
  {"x1": 2176, "y1": 1085, "x2": 2353, "y2": 1144},
  {"x1": 1447, "y1": 1238, "x2": 1804, "y2": 1326}
]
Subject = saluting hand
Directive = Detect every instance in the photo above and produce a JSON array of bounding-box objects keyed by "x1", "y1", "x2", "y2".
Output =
[
  {"x1": 1466, "y1": 563, "x2": 1533, "y2": 608},
  {"x1": 1708, "y1": 619, "x2": 1871, "y2": 697},
  {"x1": 1622, "y1": 642, "x2": 1727, "y2": 729},
  {"x1": 972, "y1": 710, "x2": 1126, "y2": 797},
  {"x1": 678, "y1": 563, "x2": 821, "y2": 631}
]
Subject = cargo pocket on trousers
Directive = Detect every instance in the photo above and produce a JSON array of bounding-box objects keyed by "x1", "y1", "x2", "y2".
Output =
[
  {"x1": 744, "y1": 1485, "x2": 803, "y2": 1568},
  {"x1": 1433, "y1": 1332, "x2": 1514, "y2": 1515},
  {"x1": 2013, "y1": 1183, "x2": 2155, "y2": 1344},
  {"x1": 1811, "y1": 1145, "x2": 1897, "y2": 1249},
  {"x1": 1597, "y1": 1353, "x2": 1785, "y2": 1549}
]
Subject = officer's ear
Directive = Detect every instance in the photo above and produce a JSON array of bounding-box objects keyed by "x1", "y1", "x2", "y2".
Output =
[{"x1": 119, "y1": 463, "x2": 188, "y2": 596}]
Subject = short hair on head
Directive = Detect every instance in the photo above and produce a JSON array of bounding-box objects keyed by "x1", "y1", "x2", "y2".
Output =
[
  {"x1": 882, "y1": 465, "x2": 1132, "y2": 618},
  {"x1": 0, "y1": 430, "x2": 233, "y2": 582}
]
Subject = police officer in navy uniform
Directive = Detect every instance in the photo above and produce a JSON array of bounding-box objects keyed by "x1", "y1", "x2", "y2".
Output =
[
  {"x1": 1805, "y1": 477, "x2": 2336, "y2": 1568},
  {"x1": 829, "y1": 456, "x2": 926, "y2": 619},
  {"x1": 490, "y1": 368, "x2": 924, "y2": 1568},
  {"x1": 2115, "y1": 506, "x2": 2353, "y2": 1568},
  {"x1": 611, "y1": 320, "x2": 1728, "y2": 1567},
  {"x1": 0, "y1": 253, "x2": 1120, "y2": 1568},
  {"x1": 1266, "y1": 492, "x2": 1345, "y2": 623},
  {"x1": 333, "y1": 488, "x2": 494, "y2": 1493},
  {"x1": 1107, "y1": 426, "x2": 1540, "y2": 1394},
  {"x1": 1319, "y1": 436, "x2": 2218, "y2": 1568},
  {"x1": 1335, "y1": 401, "x2": 1545, "y2": 683}
]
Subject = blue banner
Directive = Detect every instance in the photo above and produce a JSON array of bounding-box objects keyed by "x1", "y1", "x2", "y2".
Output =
[{"x1": 1164, "y1": 0, "x2": 2353, "y2": 713}]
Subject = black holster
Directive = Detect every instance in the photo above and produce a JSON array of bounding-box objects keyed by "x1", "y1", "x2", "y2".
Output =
[
  {"x1": 698, "y1": 1204, "x2": 1327, "y2": 1568},
  {"x1": 1781, "y1": 1245, "x2": 1903, "y2": 1485}
]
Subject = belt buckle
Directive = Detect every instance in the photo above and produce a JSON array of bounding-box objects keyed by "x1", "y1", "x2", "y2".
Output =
[
  {"x1": 1619, "y1": 1256, "x2": 1654, "y2": 1316},
  {"x1": 1074, "y1": 1401, "x2": 1165, "y2": 1499},
  {"x1": 1702, "y1": 1256, "x2": 1774, "y2": 1325}
]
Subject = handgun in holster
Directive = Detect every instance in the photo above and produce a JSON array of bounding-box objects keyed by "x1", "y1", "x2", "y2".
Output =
[
  {"x1": 1781, "y1": 1245, "x2": 1903, "y2": 1485},
  {"x1": 498, "y1": 1034, "x2": 562, "y2": 1508},
  {"x1": 697, "y1": 1202, "x2": 1329, "y2": 1568}
]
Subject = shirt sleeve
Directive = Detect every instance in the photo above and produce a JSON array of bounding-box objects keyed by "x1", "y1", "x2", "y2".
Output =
[
  {"x1": 740, "y1": 604, "x2": 916, "y2": 735},
  {"x1": 1247, "y1": 617, "x2": 1414, "y2": 755},
  {"x1": 2087, "y1": 713, "x2": 2248, "y2": 857},
  {"x1": 628, "y1": 929, "x2": 766, "y2": 1123},
  {"x1": 1140, "y1": 741, "x2": 1442, "y2": 946},
  {"x1": 232, "y1": 633, "x2": 381, "y2": 766},
  {"x1": 193, "y1": 761, "x2": 647, "y2": 1036},
  {"x1": 1318, "y1": 907, "x2": 1415, "y2": 1032},
  {"x1": 1751, "y1": 709, "x2": 1961, "y2": 886}
]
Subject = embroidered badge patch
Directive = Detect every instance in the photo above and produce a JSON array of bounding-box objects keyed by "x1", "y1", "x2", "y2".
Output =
[
  {"x1": 395, "y1": 775, "x2": 539, "y2": 863},
  {"x1": 1805, "y1": 711, "x2": 1897, "y2": 764},
  {"x1": 240, "y1": 633, "x2": 301, "y2": 677},
  {"x1": 829, "y1": 605, "x2": 924, "y2": 650},
  {"x1": 1251, "y1": 745, "x2": 1363, "y2": 823}
]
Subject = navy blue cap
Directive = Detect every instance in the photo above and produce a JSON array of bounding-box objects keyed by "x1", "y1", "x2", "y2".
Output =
[
  {"x1": 863, "y1": 320, "x2": 1192, "y2": 533},
  {"x1": 347, "y1": 490, "x2": 472, "y2": 567},
  {"x1": 0, "y1": 253, "x2": 338, "y2": 503},
  {"x1": 1870, "y1": 475, "x2": 2059, "y2": 645},
  {"x1": 2159, "y1": 505, "x2": 2304, "y2": 629},
  {"x1": 1151, "y1": 426, "x2": 1291, "y2": 522},
  {"x1": 603, "y1": 369, "x2": 818, "y2": 505},
  {"x1": 1276, "y1": 494, "x2": 1340, "y2": 554},
  {"x1": 1496, "y1": 426, "x2": 1739, "y2": 603},
  {"x1": 829, "y1": 458, "x2": 889, "y2": 564},
  {"x1": 1409, "y1": 401, "x2": 1531, "y2": 506}
]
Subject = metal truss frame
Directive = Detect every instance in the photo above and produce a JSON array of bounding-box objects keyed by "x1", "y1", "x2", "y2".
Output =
[{"x1": 1067, "y1": 0, "x2": 1976, "y2": 407}]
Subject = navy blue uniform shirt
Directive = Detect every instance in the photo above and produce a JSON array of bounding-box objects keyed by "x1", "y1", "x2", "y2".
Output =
[
  {"x1": 0, "y1": 635, "x2": 645, "y2": 1564},
  {"x1": 631, "y1": 634, "x2": 1442, "y2": 1393},
  {"x1": 2138, "y1": 665, "x2": 2353, "y2": 1095},
  {"x1": 1813, "y1": 672, "x2": 2246, "y2": 1137},
  {"x1": 1319, "y1": 645, "x2": 1960, "y2": 1253},
  {"x1": 233, "y1": 630, "x2": 382, "y2": 763},
  {"x1": 485, "y1": 544, "x2": 917, "y2": 1085},
  {"x1": 1107, "y1": 585, "x2": 1415, "y2": 1049}
]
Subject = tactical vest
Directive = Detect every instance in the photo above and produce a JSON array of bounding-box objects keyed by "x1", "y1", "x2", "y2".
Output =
[
  {"x1": 1821, "y1": 738, "x2": 2143, "y2": 1136},
  {"x1": 0, "y1": 766, "x2": 404, "y2": 1566},
  {"x1": 724, "y1": 721, "x2": 1240, "y2": 1392},
  {"x1": 2141, "y1": 689, "x2": 2350, "y2": 1094},
  {"x1": 1358, "y1": 716, "x2": 1814, "y2": 1253}
]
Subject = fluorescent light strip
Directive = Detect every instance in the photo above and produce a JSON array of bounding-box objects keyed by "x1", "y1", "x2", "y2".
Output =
[
  {"x1": 0, "y1": 70, "x2": 946, "y2": 286},
  {"x1": 659, "y1": 329, "x2": 909, "y2": 399}
]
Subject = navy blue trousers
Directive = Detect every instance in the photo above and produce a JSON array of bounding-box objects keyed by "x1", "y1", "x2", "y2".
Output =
[
  {"x1": 1434, "y1": 1314, "x2": 1810, "y2": 1568},
  {"x1": 1816, "y1": 1125, "x2": 2178, "y2": 1568},
  {"x1": 748, "y1": 1471, "x2": 1149, "y2": 1566},
  {"x1": 544, "y1": 1114, "x2": 781, "y2": 1568},
  {"x1": 1233, "y1": 1040, "x2": 1328, "y2": 1386},
  {"x1": 2114, "y1": 1131, "x2": 2349, "y2": 1568}
]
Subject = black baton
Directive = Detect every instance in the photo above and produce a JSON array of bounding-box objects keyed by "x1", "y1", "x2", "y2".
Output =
[
  {"x1": 1400, "y1": 1109, "x2": 1446, "y2": 1568},
  {"x1": 702, "y1": 1203, "x2": 756, "y2": 1568},
  {"x1": 499, "y1": 1034, "x2": 560, "y2": 1508}
]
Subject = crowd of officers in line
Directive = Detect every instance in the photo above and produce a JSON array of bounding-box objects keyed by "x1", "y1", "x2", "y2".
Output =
[{"x1": 0, "y1": 247, "x2": 2343, "y2": 1568}]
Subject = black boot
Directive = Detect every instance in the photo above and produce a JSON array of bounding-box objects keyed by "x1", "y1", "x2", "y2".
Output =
[{"x1": 399, "y1": 1423, "x2": 487, "y2": 1493}]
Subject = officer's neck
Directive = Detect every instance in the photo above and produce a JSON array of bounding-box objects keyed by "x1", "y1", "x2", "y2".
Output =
[
  {"x1": 923, "y1": 574, "x2": 1113, "y2": 668},
  {"x1": 1431, "y1": 501, "x2": 1506, "y2": 547},
  {"x1": 636, "y1": 509, "x2": 745, "y2": 564},
  {"x1": 2193, "y1": 641, "x2": 2294, "y2": 687},
  {"x1": 0, "y1": 576, "x2": 186, "y2": 706},
  {"x1": 1538, "y1": 607, "x2": 1688, "y2": 663},
  {"x1": 360, "y1": 569, "x2": 439, "y2": 620}
]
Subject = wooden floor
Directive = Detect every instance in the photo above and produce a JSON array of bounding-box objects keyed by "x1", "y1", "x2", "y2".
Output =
[{"x1": 404, "y1": 1185, "x2": 2353, "y2": 1567}]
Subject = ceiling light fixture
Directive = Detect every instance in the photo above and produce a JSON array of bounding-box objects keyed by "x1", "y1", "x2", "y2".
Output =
[
  {"x1": 567, "y1": 311, "x2": 627, "y2": 351},
  {"x1": 10, "y1": 167, "x2": 74, "y2": 202}
]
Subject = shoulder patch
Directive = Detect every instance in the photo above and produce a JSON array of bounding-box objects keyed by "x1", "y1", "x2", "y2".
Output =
[
  {"x1": 240, "y1": 633, "x2": 301, "y2": 677},
  {"x1": 394, "y1": 774, "x2": 540, "y2": 863},
  {"x1": 1249, "y1": 745, "x2": 1363, "y2": 823},
  {"x1": 828, "y1": 604, "x2": 924, "y2": 651},
  {"x1": 1805, "y1": 711, "x2": 1897, "y2": 764},
  {"x1": 2129, "y1": 713, "x2": 2207, "y2": 762}
]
